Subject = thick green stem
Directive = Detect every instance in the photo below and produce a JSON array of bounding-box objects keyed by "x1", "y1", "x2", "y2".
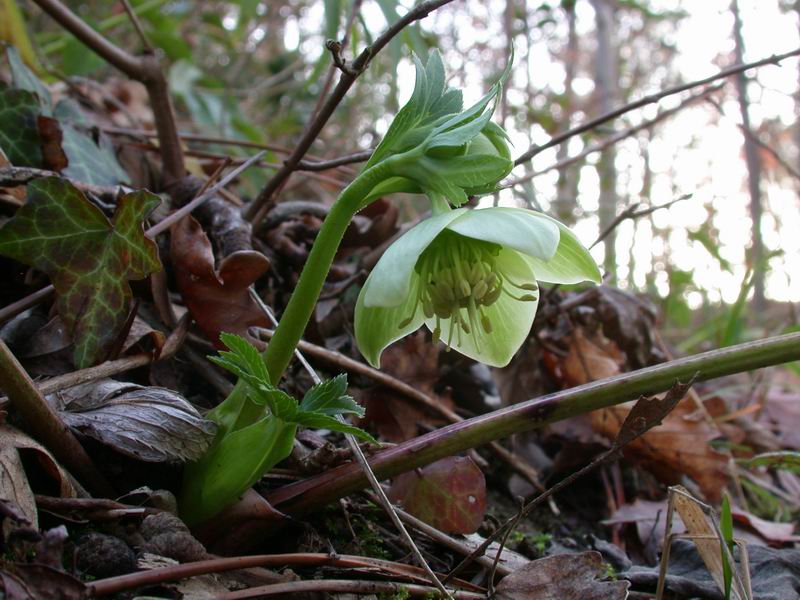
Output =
[
  {"x1": 261, "y1": 161, "x2": 393, "y2": 383},
  {"x1": 264, "y1": 331, "x2": 800, "y2": 516}
]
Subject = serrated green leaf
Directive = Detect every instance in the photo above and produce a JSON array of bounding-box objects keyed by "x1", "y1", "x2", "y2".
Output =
[
  {"x1": 300, "y1": 373, "x2": 364, "y2": 417},
  {"x1": 0, "y1": 177, "x2": 161, "y2": 367},
  {"x1": 293, "y1": 411, "x2": 376, "y2": 442},
  {"x1": 218, "y1": 332, "x2": 270, "y2": 383}
]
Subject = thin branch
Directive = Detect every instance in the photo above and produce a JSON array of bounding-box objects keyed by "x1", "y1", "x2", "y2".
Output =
[
  {"x1": 120, "y1": 0, "x2": 153, "y2": 52},
  {"x1": 514, "y1": 46, "x2": 800, "y2": 165},
  {"x1": 0, "y1": 339, "x2": 114, "y2": 496},
  {"x1": 31, "y1": 0, "x2": 185, "y2": 181},
  {"x1": 504, "y1": 82, "x2": 724, "y2": 189},
  {"x1": 590, "y1": 194, "x2": 692, "y2": 250},
  {"x1": 245, "y1": 0, "x2": 459, "y2": 225},
  {"x1": 264, "y1": 331, "x2": 800, "y2": 517},
  {"x1": 251, "y1": 295, "x2": 451, "y2": 598},
  {"x1": 87, "y1": 552, "x2": 481, "y2": 597},
  {"x1": 218, "y1": 580, "x2": 483, "y2": 600}
]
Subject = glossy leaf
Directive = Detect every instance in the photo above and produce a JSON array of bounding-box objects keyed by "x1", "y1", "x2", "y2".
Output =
[{"x1": 0, "y1": 177, "x2": 161, "y2": 367}]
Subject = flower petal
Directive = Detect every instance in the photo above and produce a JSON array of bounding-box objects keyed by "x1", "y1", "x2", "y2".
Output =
[
  {"x1": 425, "y1": 249, "x2": 538, "y2": 367},
  {"x1": 446, "y1": 207, "x2": 560, "y2": 261},
  {"x1": 363, "y1": 208, "x2": 466, "y2": 307},
  {"x1": 355, "y1": 272, "x2": 425, "y2": 368},
  {"x1": 521, "y1": 215, "x2": 602, "y2": 284}
]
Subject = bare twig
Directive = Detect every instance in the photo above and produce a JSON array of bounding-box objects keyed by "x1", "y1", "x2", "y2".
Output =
[
  {"x1": 514, "y1": 46, "x2": 800, "y2": 165},
  {"x1": 296, "y1": 150, "x2": 374, "y2": 171},
  {"x1": 120, "y1": 0, "x2": 153, "y2": 52},
  {"x1": 31, "y1": 0, "x2": 185, "y2": 181},
  {"x1": 245, "y1": 0, "x2": 459, "y2": 225},
  {"x1": 0, "y1": 339, "x2": 114, "y2": 496},
  {"x1": 504, "y1": 83, "x2": 724, "y2": 189},
  {"x1": 591, "y1": 194, "x2": 692, "y2": 250},
  {"x1": 218, "y1": 579, "x2": 483, "y2": 600},
  {"x1": 251, "y1": 294, "x2": 452, "y2": 597},
  {"x1": 87, "y1": 552, "x2": 478, "y2": 598}
]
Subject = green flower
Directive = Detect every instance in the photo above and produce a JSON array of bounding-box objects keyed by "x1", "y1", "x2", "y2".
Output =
[{"x1": 355, "y1": 207, "x2": 601, "y2": 368}]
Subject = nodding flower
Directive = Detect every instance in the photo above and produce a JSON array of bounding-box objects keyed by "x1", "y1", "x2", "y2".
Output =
[{"x1": 355, "y1": 206, "x2": 601, "y2": 368}]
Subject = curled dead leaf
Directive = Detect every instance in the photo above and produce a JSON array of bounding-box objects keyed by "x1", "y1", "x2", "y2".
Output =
[{"x1": 47, "y1": 379, "x2": 216, "y2": 463}]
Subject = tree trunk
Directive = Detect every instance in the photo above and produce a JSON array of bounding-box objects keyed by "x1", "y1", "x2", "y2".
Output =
[
  {"x1": 731, "y1": 0, "x2": 765, "y2": 308},
  {"x1": 589, "y1": 0, "x2": 619, "y2": 280},
  {"x1": 554, "y1": 0, "x2": 580, "y2": 225}
]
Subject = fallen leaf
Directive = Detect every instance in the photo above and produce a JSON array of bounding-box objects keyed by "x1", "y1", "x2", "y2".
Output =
[
  {"x1": 388, "y1": 456, "x2": 486, "y2": 534},
  {"x1": 60, "y1": 125, "x2": 128, "y2": 186},
  {"x1": 0, "y1": 177, "x2": 161, "y2": 367},
  {"x1": 592, "y1": 384, "x2": 728, "y2": 501},
  {"x1": 47, "y1": 379, "x2": 216, "y2": 462},
  {"x1": 171, "y1": 215, "x2": 269, "y2": 348},
  {"x1": 603, "y1": 498, "x2": 686, "y2": 549},
  {"x1": 544, "y1": 327, "x2": 625, "y2": 388},
  {"x1": 495, "y1": 551, "x2": 630, "y2": 599},
  {"x1": 731, "y1": 507, "x2": 800, "y2": 545},
  {"x1": 0, "y1": 425, "x2": 76, "y2": 528}
]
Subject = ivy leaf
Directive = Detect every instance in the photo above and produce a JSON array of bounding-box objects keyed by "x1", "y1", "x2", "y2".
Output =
[
  {"x1": 6, "y1": 45, "x2": 51, "y2": 114},
  {"x1": 0, "y1": 88, "x2": 65, "y2": 168},
  {"x1": 60, "y1": 125, "x2": 129, "y2": 186},
  {"x1": 0, "y1": 177, "x2": 161, "y2": 367}
]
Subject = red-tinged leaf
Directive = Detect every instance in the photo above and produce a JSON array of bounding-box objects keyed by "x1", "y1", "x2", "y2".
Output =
[
  {"x1": 170, "y1": 215, "x2": 269, "y2": 348},
  {"x1": 0, "y1": 177, "x2": 161, "y2": 367},
  {"x1": 388, "y1": 456, "x2": 486, "y2": 534}
]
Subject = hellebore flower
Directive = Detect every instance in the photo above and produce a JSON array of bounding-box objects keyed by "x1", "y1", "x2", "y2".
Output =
[{"x1": 355, "y1": 207, "x2": 601, "y2": 368}]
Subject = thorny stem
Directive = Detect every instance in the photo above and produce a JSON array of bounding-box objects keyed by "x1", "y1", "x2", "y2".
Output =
[{"x1": 264, "y1": 331, "x2": 800, "y2": 516}]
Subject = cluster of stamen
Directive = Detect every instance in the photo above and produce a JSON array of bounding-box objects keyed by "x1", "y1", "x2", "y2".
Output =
[{"x1": 400, "y1": 231, "x2": 538, "y2": 351}]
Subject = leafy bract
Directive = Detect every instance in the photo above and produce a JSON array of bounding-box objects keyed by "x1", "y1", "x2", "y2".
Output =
[{"x1": 0, "y1": 177, "x2": 161, "y2": 367}]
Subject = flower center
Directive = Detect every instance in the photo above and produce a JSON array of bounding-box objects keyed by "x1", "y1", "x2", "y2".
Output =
[{"x1": 400, "y1": 230, "x2": 538, "y2": 351}]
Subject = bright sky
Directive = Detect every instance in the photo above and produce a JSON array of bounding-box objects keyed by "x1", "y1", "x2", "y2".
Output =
[{"x1": 286, "y1": 0, "x2": 800, "y2": 304}]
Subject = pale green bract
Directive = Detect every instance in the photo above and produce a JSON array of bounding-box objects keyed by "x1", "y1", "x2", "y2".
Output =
[
  {"x1": 354, "y1": 208, "x2": 602, "y2": 369},
  {"x1": 359, "y1": 50, "x2": 515, "y2": 208}
]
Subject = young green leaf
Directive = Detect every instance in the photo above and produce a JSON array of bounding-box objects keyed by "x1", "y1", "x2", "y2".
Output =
[
  {"x1": 300, "y1": 373, "x2": 365, "y2": 417},
  {"x1": 720, "y1": 494, "x2": 734, "y2": 600},
  {"x1": 0, "y1": 177, "x2": 161, "y2": 367},
  {"x1": 293, "y1": 411, "x2": 376, "y2": 443}
]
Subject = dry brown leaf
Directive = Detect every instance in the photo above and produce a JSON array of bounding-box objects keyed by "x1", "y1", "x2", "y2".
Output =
[
  {"x1": 543, "y1": 327, "x2": 625, "y2": 388},
  {"x1": 0, "y1": 425, "x2": 75, "y2": 528},
  {"x1": 495, "y1": 551, "x2": 630, "y2": 599},
  {"x1": 171, "y1": 215, "x2": 269, "y2": 348},
  {"x1": 592, "y1": 396, "x2": 729, "y2": 501},
  {"x1": 47, "y1": 379, "x2": 216, "y2": 463}
]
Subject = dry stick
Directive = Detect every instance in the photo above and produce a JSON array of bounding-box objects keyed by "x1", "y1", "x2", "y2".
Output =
[
  {"x1": 100, "y1": 126, "x2": 369, "y2": 175},
  {"x1": 87, "y1": 552, "x2": 481, "y2": 598},
  {"x1": 263, "y1": 332, "x2": 800, "y2": 518},
  {"x1": 504, "y1": 83, "x2": 724, "y2": 190},
  {"x1": 0, "y1": 151, "x2": 267, "y2": 327},
  {"x1": 218, "y1": 580, "x2": 484, "y2": 600},
  {"x1": 0, "y1": 339, "x2": 114, "y2": 496},
  {"x1": 514, "y1": 46, "x2": 800, "y2": 166},
  {"x1": 591, "y1": 194, "x2": 692, "y2": 251},
  {"x1": 245, "y1": 0, "x2": 459, "y2": 225},
  {"x1": 251, "y1": 294, "x2": 452, "y2": 598},
  {"x1": 120, "y1": 0, "x2": 153, "y2": 52},
  {"x1": 255, "y1": 328, "x2": 544, "y2": 491},
  {"x1": 31, "y1": 0, "x2": 185, "y2": 182}
]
